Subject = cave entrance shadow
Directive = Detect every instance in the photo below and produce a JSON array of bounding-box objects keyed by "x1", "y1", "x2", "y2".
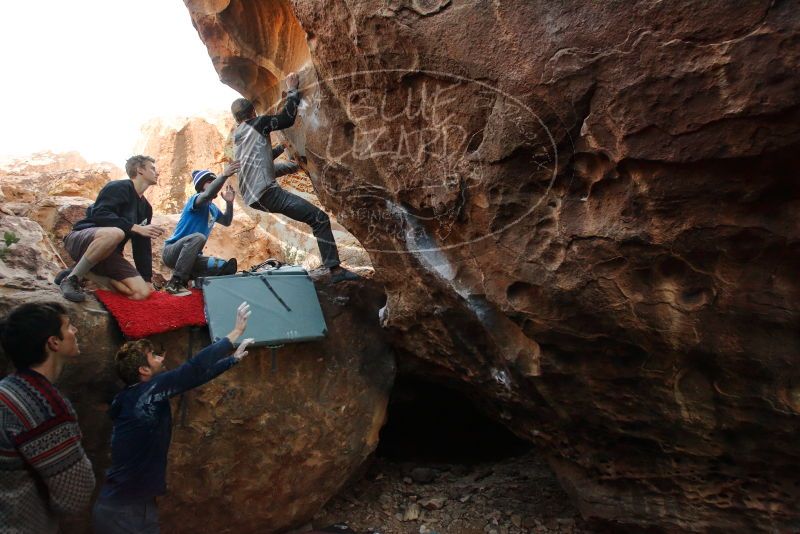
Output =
[{"x1": 376, "y1": 376, "x2": 532, "y2": 464}]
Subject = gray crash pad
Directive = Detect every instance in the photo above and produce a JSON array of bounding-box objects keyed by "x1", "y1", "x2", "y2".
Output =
[{"x1": 198, "y1": 268, "x2": 327, "y2": 346}]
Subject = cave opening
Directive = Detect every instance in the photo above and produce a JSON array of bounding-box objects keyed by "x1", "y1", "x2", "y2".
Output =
[{"x1": 376, "y1": 376, "x2": 532, "y2": 464}]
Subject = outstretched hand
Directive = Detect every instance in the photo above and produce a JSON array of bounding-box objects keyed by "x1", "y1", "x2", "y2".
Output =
[
  {"x1": 226, "y1": 302, "x2": 251, "y2": 342},
  {"x1": 221, "y1": 184, "x2": 235, "y2": 202},
  {"x1": 233, "y1": 338, "x2": 255, "y2": 362},
  {"x1": 221, "y1": 161, "x2": 241, "y2": 178}
]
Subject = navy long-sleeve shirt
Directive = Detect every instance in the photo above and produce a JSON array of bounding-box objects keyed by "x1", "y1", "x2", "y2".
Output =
[{"x1": 98, "y1": 338, "x2": 236, "y2": 502}]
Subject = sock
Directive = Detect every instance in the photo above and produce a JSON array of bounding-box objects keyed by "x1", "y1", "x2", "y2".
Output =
[{"x1": 71, "y1": 255, "x2": 97, "y2": 281}]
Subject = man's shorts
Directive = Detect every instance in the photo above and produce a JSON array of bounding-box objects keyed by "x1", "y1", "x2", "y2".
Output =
[{"x1": 64, "y1": 228, "x2": 140, "y2": 281}]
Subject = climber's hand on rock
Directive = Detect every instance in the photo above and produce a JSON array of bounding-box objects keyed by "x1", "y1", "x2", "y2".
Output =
[{"x1": 286, "y1": 72, "x2": 299, "y2": 91}]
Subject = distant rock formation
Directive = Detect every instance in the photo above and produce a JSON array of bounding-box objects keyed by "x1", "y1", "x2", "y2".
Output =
[
  {"x1": 136, "y1": 113, "x2": 234, "y2": 214},
  {"x1": 185, "y1": 0, "x2": 800, "y2": 531}
]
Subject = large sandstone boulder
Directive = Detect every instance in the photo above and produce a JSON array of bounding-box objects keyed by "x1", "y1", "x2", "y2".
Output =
[
  {"x1": 185, "y1": 0, "x2": 800, "y2": 531},
  {"x1": 0, "y1": 215, "x2": 61, "y2": 284}
]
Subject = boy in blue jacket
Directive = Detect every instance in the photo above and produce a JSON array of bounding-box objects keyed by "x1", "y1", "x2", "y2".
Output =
[
  {"x1": 92, "y1": 302, "x2": 254, "y2": 534},
  {"x1": 161, "y1": 162, "x2": 240, "y2": 296}
]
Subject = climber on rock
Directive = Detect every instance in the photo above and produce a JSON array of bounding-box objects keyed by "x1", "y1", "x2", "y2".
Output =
[
  {"x1": 56, "y1": 155, "x2": 164, "y2": 303},
  {"x1": 161, "y1": 162, "x2": 241, "y2": 296},
  {"x1": 230, "y1": 71, "x2": 360, "y2": 284},
  {"x1": 92, "y1": 302, "x2": 254, "y2": 534}
]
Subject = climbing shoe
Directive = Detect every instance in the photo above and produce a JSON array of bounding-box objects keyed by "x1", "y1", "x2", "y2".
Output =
[
  {"x1": 59, "y1": 275, "x2": 86, "y2": 302},
  {"x1": 330, "y1": 267, "x2": 361, "y2": 284},
  {"x1": 54, "y1": 268, "x2": 72, "y2": 286},
  {"x1": 165, "y1": 279, "x2": 192, "y2": 297},
  {"x1": 219, "y1": 258, "x2": 238, "y2": 276}
]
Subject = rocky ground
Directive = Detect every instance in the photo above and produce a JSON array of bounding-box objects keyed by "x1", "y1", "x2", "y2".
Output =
[{"x1": 312, "y1": 452, "x2": 593, "y2": 534}]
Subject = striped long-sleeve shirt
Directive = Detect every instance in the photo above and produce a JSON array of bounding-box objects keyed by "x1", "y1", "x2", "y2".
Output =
[{"x1": 0, "y1": 369, "x2": 95, "y2": 534}]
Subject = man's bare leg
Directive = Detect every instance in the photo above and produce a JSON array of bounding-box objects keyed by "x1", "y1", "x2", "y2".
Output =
[
  {"x1": 71, "y1": 228, "x2": 127, "y2": 280},
  {"x1": 61, "y1": 228, "x2": 128, "y2": 302},
  {"x1": 84, "y1": 272, "x2": 133, "y2": 296},
  {"x1": 117, "y1": 276, "x2": 152, "y2": 301},
  {"x1": 84, "y1": 272, "x2": 113, "y2": 291}
]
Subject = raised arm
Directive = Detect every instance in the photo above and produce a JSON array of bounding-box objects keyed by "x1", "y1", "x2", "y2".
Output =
[
  {"x1": 193, "y1": 162, "x2": 241, "y2": 209},
  {"x1": 251, "y1": 72, "x2": 302, "y2": 134},
  {"x1": 148, "y1": 303, "x2": 252, "y2": 399}
]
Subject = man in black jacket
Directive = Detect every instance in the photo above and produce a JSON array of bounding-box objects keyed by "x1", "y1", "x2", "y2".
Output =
[{"x1": 57, "y1": 155, "x2": 164, "y2": 302}]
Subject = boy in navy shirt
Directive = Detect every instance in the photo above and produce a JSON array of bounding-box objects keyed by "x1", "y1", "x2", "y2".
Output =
[
  {"x1": 92, "y1": 302, "x2": 254, "y2": 533},
  {"x1": 161, "y1": 162, "x2": 240, "y2": 296}
]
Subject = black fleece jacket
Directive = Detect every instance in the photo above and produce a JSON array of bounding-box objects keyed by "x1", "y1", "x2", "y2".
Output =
[{"x1": 72, "y1": 179, "x2": 153, "y2": 281}]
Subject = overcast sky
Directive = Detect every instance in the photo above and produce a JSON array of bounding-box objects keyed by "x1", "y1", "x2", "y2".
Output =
[{"x1": 0, "y1": 0, "x2": 240, "y2": 165}]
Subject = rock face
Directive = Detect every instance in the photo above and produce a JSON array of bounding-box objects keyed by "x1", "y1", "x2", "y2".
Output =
[
  {"x1": 136, "y1": 114, "x2": 234, "y2": 214},
  {"x1": 0, "y1": 151, "x2": 123, "y2": 204},
  {"x1": 159, "y1": 280, "x2": 393, "y2": 532},
  {"x1": 185, "y1": 0, "x2": 800, "y2": 531}
]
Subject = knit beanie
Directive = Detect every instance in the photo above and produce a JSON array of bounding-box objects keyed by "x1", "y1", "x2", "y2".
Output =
[{"x1": 191, "y1": 170, "x2": 215, "y2": 192}]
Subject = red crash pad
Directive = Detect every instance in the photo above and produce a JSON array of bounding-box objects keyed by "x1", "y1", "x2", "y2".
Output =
[{"x1": 94, "y1": 288, "x2": 206, "y2": 338}]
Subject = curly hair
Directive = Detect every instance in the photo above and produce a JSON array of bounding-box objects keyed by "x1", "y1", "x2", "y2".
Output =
[{"x1": 115, "y1": 339, "x2": 154, "y2": 385}]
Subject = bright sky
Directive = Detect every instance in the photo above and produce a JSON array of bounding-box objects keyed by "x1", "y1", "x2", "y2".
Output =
[{"x1": 0, "y1": 0, "x2": 240, "y2": 166}]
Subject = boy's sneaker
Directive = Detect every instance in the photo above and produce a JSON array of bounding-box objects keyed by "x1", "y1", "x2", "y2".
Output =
[
  {"x1": 165, "y1": 279, "x2": 192, "y2": 297},
  {"x1": 59, "y1": 275, "x2": 86, "y2": 302}
]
